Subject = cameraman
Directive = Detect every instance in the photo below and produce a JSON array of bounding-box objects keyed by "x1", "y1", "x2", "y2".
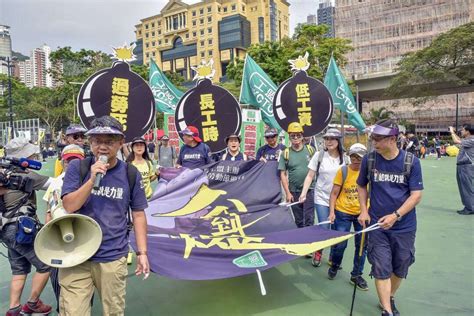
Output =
[{"x1": 1, "y1": 137, "x2": 53, "y2": 316}]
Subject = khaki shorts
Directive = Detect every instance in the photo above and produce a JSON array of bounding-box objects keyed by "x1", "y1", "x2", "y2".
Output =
[{"x1": 59, "y1": 256, "x2": 128, "y2": 316}]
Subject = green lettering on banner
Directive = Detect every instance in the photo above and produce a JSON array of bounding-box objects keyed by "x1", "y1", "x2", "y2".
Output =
[
  {"x1": 149, "y1": 59, "x2": 184, "y2": 114},
  {"x1": 233, "y1": 250, "x2": 268, "y2": 268}
]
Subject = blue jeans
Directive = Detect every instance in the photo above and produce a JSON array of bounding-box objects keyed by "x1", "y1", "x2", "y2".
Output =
[
  {"x1": 330, "y1": 210, "x2": 367, "y2": 276},
  {"x1": 315, "y1": 204, "x2": 330, "y2": 229}
]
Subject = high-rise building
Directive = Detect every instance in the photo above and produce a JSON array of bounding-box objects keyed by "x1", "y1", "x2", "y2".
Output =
[
  {"x1": 335, "y1": 0, "x2": 473, "y2": 129},
  {"x1": 16, "y1": 59, "x2": 33, "y2": 88},
  {"x1": 307, "y1": 14, "x2": 317, "y2": 25},
  {"x1": 135, "y1": 0, "x2": 290, "y2": 81},
  {"x1": 317, "y1": 0, "x2": 335, "y2": 38},
  {"x1": 0, "y1": 25, "x2": 13, "y2": 75},
  {"x1": 31, "y1": 45, "x2": 57, "y2": 88}
]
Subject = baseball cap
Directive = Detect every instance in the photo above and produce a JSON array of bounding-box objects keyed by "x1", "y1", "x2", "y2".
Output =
[
  {"x1": 161, "y1": 135, "x2": 169, "y2": 140},
  {"x1": 131, "y1": 137, "x2": 146, "y2": 145},
  {"x1": 348, "y1": 143, "x2": 367, "y2": 157},
  {"x1": 264, "y1": 128, "x2": 278, "y2": 137},
  {"x1": 65, "y1": 124, "x2": 87, "y2": 136},
  {"x1": 179, "y1": 126, "x2": 202, "y2": 143},
  {"x1": 61, "y1": 144, "x2": 85, "y2": 160}
]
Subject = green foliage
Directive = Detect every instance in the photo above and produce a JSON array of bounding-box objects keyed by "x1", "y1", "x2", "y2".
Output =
[
  {"x1": 364, "y1": 106, "x2": 395, "y2": 125},
  {"x1": 386, "y1": 22, "x2": 474, "y2": 102},
  {"x1": 226, "y1": 24, "x2": 353, "y2": 92}
]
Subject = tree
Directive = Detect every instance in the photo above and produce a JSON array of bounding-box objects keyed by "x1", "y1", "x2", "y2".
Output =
[
  {"x1": 386, "y1": 22, "x2": 474, "y2": 102},
  {"x1": 364, "y1": 106, "x2": 394, "y2": 125},
  {"x1": 226, "y1": 24, "x2": 353, "y2": 90}
]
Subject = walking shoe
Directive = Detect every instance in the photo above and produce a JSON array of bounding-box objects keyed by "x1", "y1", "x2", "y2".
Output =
[
  {"x1": 381, "y1": 310, "x2": 393, "y2": 316},
  {"x1": 378, "y1": 297, "x2": 399, "y2": 316},
  {"x1": 327, "y1": 266, "x2": 339, "y2": 280},
  {"x1": 5, "y1": 305, "x2": 21, "y2": 316},
  {"x1": 20, "y1": 299, "x2": 52, "y2": 315},
  {"x1": 350, "y1": 275, "x2": 369, "y2": 291},
  {"x1": 457, "y1": 209, "x2": 474, "y2": 215},
  {"x1": 311, "y1": 250, "x2": 322, "y2": 267},
  {"x1": 390, "y1": 296, "x2": 400, "y2": 316}
]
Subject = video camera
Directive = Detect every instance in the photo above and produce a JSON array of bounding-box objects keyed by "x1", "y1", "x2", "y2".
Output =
[{"x1": 0, "y1": 157, "x2": 43, "y2": 194}]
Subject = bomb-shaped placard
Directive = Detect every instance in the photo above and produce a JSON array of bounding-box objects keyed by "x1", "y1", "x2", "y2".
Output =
[
  {"x1": 77, "y1": 44, "x2": 155, "y2": 142},
  {"x1": 175, "y1": 60, "x2": 242, "y2": 153},
  {"x1": 273, "y1": 52, "x2": 333, "y2": 137}
]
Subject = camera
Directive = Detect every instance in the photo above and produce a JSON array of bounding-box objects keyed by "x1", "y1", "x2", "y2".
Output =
[{"x1": 0, "y1": 157, "x2": 40, "y2": 194}]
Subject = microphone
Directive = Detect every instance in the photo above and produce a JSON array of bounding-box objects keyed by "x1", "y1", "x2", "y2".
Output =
[
  {"x1": 19, "y1": 158, "x2": 42, "y2": 171},
  {"x1": 93, "y1": 155, "x2": 108, "y2": 190}
]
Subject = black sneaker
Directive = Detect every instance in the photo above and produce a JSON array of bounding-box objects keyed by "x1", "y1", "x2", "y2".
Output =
[
  {"x1": 350, "y1": 275, "x2": 369, "y2": 291},
  {"x1": 381, "y1": 310, "x2": 393, "y2": 316},
  {"x1": 327, "y1": 266, "x2": 339, "y2": 280},
  {"x1": 390, "y1": 296, "x2": 400, "y2": 316},
  {"x1": 457, "y1": 209, "x2": 474, "y2": 215}
]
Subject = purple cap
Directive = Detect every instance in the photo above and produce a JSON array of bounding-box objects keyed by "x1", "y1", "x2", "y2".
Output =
[
  {"x1": 85, "y1": 126, "x2": 125, "y2": 137},
  {"x1": 371, "y1": 124, "x2": 399, "y2": 136},
  {"x1": 65, "y1": 124, "x2": 87, "y2": 136}
]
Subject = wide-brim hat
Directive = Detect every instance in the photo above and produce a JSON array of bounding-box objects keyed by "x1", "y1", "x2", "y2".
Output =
[
  {"x1": 264, "y1": 128, "x2": 278, "y2": 137},
  {"x1": 131, "y1": 137, "x2": 146, "y2": 145},
  {"x1": 85, "y1": 126, "x2": 125, "y2": 137},
  {"x1": 323, "y1": 128, "x2": 342, "y2": 138},
  {"x1": 160, "y1": 135, "x2": 169, "y2": 140},
  {"x1": 225, "y1": 134, "x2": 241, "y2": 143},
  {"x1": 5, "y1": 137, "x2": 40, "y2": 159},
  {"x1": 348, "y1": 143, "x2": 367, "y2": 157}
]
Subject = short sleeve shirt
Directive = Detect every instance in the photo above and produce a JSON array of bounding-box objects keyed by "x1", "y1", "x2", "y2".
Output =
[
  {"x1": 256, "y1": 144, "x2": 286, "y2": 161},
  {"x1": 62, "y1": 159, "x2": 148, "y2": 262},
  {"x1": 177, "y1": 142, "x2": 212, "y2": 169},
  {"x1": 308, "y1": 151, "x2": 346, "y2": 206},
  {"x1": 131, "y1": 160, "x2": 155, "y2": 199},
  {"x1": 334, "y1": 166, "x2": 361, "y2": 215},
  {"x1": 357, "y1": 150, "x2": 423, "y2": 233},
  {"x1": 278, "y1": 146, "x2": 315, "y2": 192}
]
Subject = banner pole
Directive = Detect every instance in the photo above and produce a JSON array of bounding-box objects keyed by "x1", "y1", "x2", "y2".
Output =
[
  {"x1": 349, "y1": 230, "x2": 366, "y2": 315},
  {"x1": 256, "y1": 269, "x2": 267, "y2": 296}
]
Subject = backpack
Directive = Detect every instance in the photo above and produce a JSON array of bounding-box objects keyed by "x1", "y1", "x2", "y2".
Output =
[
  {"x1": 366, "y1": 150, "x2": 415, "y2": 192},
  {"x1": 79, "y1": 157, "x2": 138, "y2": 231},
  {"x1": 283, "y1": 145, "x2": 315, "y2": 169}
]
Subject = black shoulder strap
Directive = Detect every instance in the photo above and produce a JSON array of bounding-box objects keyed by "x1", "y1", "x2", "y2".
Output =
[
  {"x1": 403, "y1": 151, "x2": 415, "y2": 177},
  {"x1": 80, "y1": 156, "x2": 93, "y2": 184},
  {"x1": 126, "y1": 162, "x2": 137, "y2": 192}
]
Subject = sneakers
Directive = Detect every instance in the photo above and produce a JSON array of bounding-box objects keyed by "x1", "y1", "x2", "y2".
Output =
[
  {"x1": 381, "y1": 310, "x2": 393, "y2": 316},
  {"x1": 5, "y1": 305, "x2": 21, "y2": 316},
  {"x1": 379, "y1": 296, "x2": 400, "y2": 316},
  {"x1": 20, "y1": 299, "x2": 52, "y2": 315},
  {"x1": 457, "y1": 209, "x2": 474, "y2": 215},
  {"x1": 327, "y1": 266, "x2": 339, "y2": 280},
  {"x1": 350, "y1": 275, "x2": 369, "y2": 291},
  {"x1": 311, "y1": 250, "x2": 322, "y2": 267}
]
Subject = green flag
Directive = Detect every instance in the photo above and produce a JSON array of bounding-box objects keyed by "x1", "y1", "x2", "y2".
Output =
[
  {"x1": 239, "y1": 55, "x2": 281, "y2": 131},
  {"x1": 324, "y1": 56, "x2": 366, "y2": 132},
  {"x1": 149, "y1": 59, "x2": 184, "y2": 114}
]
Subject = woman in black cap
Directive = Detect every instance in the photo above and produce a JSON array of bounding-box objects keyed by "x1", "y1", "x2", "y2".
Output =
[
  {"x1": 221, "y1": 134, "x2": 247, "y2": 161},
  {"x1": 126, "y1": 137, "x2": 158, "y2": 199}
]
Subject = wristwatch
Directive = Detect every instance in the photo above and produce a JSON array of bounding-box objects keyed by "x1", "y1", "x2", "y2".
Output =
[
  {"x1": 393, "y1": 210, "x2": 402, "y2": 221},
  {"x1": 136, "y1": 251, "x2": 148, "y2": 256}
]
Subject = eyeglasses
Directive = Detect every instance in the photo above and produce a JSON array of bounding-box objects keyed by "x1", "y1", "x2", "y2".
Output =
[
  {"x1": 289, "y1": 134, "x2": 303, "y2": 140},
  {"x1": 90, "y1": 138, "x2": 119, "y2": 147},
  {"x1": 72, "y1": 134, "x2": 85, "y2": 140},
  {"x1": 370, "y1": 135, "x2": 389, "y2": 142}
]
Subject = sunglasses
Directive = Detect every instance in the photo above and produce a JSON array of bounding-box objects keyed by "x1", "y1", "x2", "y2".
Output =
[
  {"x1": 72, "y1": 134, "x2": 85, "y2": 140},
  {"x1": 265, "y1": 135, "x2": 277, "y2": 139},
  {"x1": 289, "y1": 134, "x2": 303, "y2": 140}
]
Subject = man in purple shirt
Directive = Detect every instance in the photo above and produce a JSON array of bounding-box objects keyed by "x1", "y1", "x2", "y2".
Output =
[
  {"x1": 177, "y1": 125, "x2": 212, "y2": 169},
  {"x1": 60, "y1": 116, "x2": 149, "y2": 316}
]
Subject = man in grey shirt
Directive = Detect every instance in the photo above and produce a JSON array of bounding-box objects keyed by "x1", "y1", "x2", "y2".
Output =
[
  {"x1": 157, "y1": 135, "x2": 177, "y2": 168},
  {"x1": 449, "y1": 123, "x2": 474, "y2": 215}
]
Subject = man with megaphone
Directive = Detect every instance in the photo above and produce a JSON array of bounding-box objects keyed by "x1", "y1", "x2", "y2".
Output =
[{"x1": 59, "y1": 116, "x2": 149, "y2": 316}]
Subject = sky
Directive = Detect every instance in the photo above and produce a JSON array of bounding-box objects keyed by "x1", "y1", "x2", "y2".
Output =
[{"x1": 0, "y1": 0, "x2": 323, "y2": 56}]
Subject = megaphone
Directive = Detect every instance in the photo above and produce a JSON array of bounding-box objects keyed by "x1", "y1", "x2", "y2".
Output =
[{"x1": 34, "y1": 206, "x2": 102, "y2": 268}]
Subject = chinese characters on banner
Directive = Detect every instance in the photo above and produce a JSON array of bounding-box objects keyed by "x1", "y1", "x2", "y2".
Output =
[
  {"x1": 175, "y1": 79, "x2": 242, "y2": 153},
  {"x1": 164, "y1": 113, "x2": 182, "y2": 154},
  {"x1": 77, "y1": 61, "x2": 155, "y2": 142}
]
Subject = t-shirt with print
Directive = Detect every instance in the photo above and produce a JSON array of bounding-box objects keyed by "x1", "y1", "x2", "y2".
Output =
[
  {"x1": 222, "y1": 151, "x2": 246, "y2": 161},
  {"x1": 334, "y1": 166, "x2": 361, "y2": 216},
  {"x1": 256, "y1": 144, "x2": 286, "y2": 161},
  {"x1": 43, "y1": 173, "x2": 65, "y2": 211},
  {"x1": 61, "y1": 159, "x2": 148, "y2": 262},
  {"x1": 177, "y1": 142, "x2": 212, "y2": 169},
  {"x1": 278, "y1": 146, "x2": 315, "y2": 192},
  {"x1": 357, "y1": 150, "x2": 423, "y2": 233},
  {"x1": 131, "y1": 160, "x2": 154, "y2": 199},
  {"x1": 308, "y1": 151, "x2": 346, "y2": 206}
]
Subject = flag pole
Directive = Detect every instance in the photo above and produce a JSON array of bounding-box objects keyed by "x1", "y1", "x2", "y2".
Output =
[{"x1": 349, "y1": 230, "x2": 366, "y2": 315}]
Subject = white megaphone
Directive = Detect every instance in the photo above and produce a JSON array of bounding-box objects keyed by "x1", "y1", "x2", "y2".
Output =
[{"x1": 34, "y1": 206, "x2": 102, "y2": 268}]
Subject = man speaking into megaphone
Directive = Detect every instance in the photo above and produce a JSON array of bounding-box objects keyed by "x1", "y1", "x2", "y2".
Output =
[{"x1": 59, "y1": 116, "x2": 149, "y2": 316}]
